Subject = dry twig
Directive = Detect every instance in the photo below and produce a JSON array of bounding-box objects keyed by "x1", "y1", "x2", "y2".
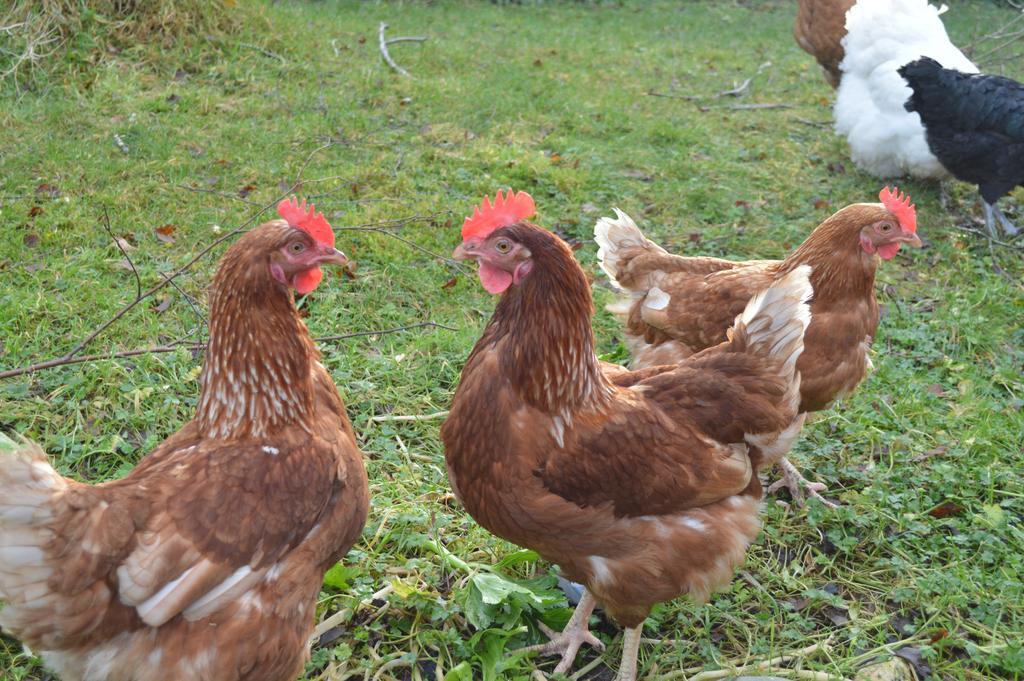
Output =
[
  {"x1": 0, "y1": 322, "x2": 455, "y2": 380},
  {"x1": 52, "y1": 142, "x2": 334, "y2": 366},
  {"x1": 654, "y1": 637, "x2": 835, "y2": 681},
  {"x1": 377, "y1": 22, "x2": 427, "y2": 77},
  {"x1": 699, "y1": 103, "x2": 792, "y2": 112},
  {"x1": 370, "y1": 410, "x2": 450, "y2": 423}
]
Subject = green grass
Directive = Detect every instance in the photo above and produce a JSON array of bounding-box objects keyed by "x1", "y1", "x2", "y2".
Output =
[{"x1": 2, "y1": 1, "x2": 1023, "y2": 679}]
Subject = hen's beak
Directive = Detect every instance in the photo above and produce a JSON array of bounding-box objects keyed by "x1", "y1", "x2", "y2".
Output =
[
  {"x1": 898, "y1": 231, "x2": 923, "y2": 248},
  {"x1": 452, "y1": 241, "x2": 478, "y2": 261},
  {"x1": 316, "y1": 246, "x2": 349, "y2": 267}
]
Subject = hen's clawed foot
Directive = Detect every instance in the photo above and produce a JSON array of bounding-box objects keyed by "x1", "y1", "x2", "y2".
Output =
[
  {"x1": 983, "y1": 201, "x2": 1019, "y2": 238},
  {"x1": 767, "y1": 457, "x2": 838, "y2": 509},
  {"x1": 519, "y1": 590, "x2": 604, "y2": 674}
]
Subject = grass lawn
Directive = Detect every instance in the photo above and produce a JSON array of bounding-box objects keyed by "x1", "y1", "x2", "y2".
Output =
[{"x1": 2, "y1": 1, "x2": 1023, "y2": 679}]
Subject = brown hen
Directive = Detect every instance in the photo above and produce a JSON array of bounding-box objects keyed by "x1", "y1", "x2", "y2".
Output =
[
  {"x1": 594, "y1": 188, "x2": 921, "y2": 506},
  {"x1": 794, "y1": 0, "x2": 856, "y2": 88},
  {"x1": 0, "y1": 200, "x2": 369, "y2": 681},
  {"x1": 442, "y1": 190, "x2": 812, "y2": 681}
]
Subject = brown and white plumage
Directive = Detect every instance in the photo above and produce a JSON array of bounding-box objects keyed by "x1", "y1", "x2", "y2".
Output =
[
  {"x1": 0, "y1": 219, "x2": 369, "y2": 681},
  {"x1": 595, "y1": 198, "x2": 922, "y2": 504},
  {"x1": 442, "y1": 212, "x2": 812, "y2": 681},
  {"x1": 793, "y1": 0, "x2": 855, "y2": 88}
]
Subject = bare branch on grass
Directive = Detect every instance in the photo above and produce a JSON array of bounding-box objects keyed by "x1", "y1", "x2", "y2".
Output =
[
  {"x1": 101, "y1": 206, "x2": 141, "y2": 301},
  {"x1": 370, "y1": 410, "x2": 449, "y2": 423},
  {"x1": 378, "y1": 22, "x2": 427, "y2": 77},
  {"x1": 238, "y1": 41, "x2": 285, "y2": 64},
  {"x1": 0, "y1": 322, "x2": 456, "y2": 380},
  {"x1": 699, "y1": 103, "x2": 792, "y2": 112},
  {"x1": 337, "y1": 210, "x2": 468, "y2": 273},
  {"x1": 654, "y1": 637, "x2": 836, "y2": 681},
  {"x1": 53, "y1": 142, "x2": 336, "y2": 363}
]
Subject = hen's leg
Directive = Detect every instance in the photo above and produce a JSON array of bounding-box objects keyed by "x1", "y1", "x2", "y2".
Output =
[
  {"x1": 520, "y1": 589, "x2": 604, "y2": 674},
  {"x1": 766, "y1": 457, "x2": 838, "y2": 508},
  {"x1": 614, "y1": 625, "x2": 643, "y2": 681},
  {"x1": 991, "y1": 202, "x2": 1019, "y2": 237}
]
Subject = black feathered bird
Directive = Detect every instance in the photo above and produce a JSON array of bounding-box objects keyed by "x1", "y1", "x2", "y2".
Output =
[{"x1": 898, "y1": 56, "x2": 1024, "y2": 237}]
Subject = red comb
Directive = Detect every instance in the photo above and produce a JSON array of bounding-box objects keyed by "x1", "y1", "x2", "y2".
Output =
[
  {"x1": 461, "y1": 189, "x2": 536, "y2": 241},
  {"x1": 879, "y1": 187, "x2": 916, "y2": 233},
  {"x1": 277, "y1": 197, "x2": 335, "y2": 247}
]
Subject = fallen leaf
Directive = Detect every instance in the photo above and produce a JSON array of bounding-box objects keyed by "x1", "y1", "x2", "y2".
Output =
[
  {"x1": 549, "y1": 153, "x2": 562, "y2": 163},
  {"x1": 928, "y1": 501, "x2": 964, "y2": 518},
  {"x1": 855, "y1": 657, "x2": 917, "y2": 681},
  {"x1": 114, "y1": 257, "x2": 135, "y2": 271},
  {"x1": 357, "y1": 36, "x2": 366, "y2": 44},
  {"x1": 533, "y1": 59, "x2": 543, "y2": 67},
  {"x1": 581, "y1": 202, "x2": 598, "y2": 214},
  {"x1": 894, "y1": 646, "x2": 931, "y2": 678},
  {"x1": 786, "y1": 597, "x2": 811, "y2": 612},
  {"x1": 914, "y1": 445, "x2": 948, "y2": 461},
  {"x1": 823, "y1": 604, "x2": 850, "y2": 626},
  {"x1": 114, "y1": 236, "x2": 136, "y2": 252},
  {"x1": 813, "y1": 198, "x2": 830, "y2": 210},
  {"x1": 153, "y1": 297, "x2": 172, "y2": 314},
  {"x1": 173, "y1": 69, "x2": 188, "y2": 81},
  {"x1": 23, "y1": 233, "x2": 39, "y2": 247},
  {"x1": 688, "y1": 232, "x2": 702, "y2": 244},
  {"x1": 238, "y1": 183, "x2": 257, "y2": 198},
  {"x1": 155, "y1": 224, "x2": 177, "y2": 244},
  {"x1": 342, "y1": 261, "x2": 358, "y2": 279},
  {"x1": 929, "y1": 628, "x2": 949, "y2": 643},
  {"x1": 441, "y1": 276, "x2": 458, "y2": 290},
  {"x1": 35, "y1": 183, "x2": 60, "y2": 198},
  {"x1": 622, "y1": 169, "x2": 653, "y2": 182},
  {"x1": 926, "y1": 384, "x2": 945, "y2": 397},
  {"x1": 28, "y1": 206, "x2": 43, "y2": 217}
]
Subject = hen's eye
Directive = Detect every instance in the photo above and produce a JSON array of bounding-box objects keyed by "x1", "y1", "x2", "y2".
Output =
[
  {"x1": 495, "y1": 240, "x2": 512, "y2": 253},
  {"x1": 880, "y1": 223, "x2": 893, "y2": 232},
  {"x1": 289, "y1": 242, "x2": 306, "y2": 254}
]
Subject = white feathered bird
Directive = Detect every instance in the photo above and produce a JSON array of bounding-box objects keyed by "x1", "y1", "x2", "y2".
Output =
[{"x1": 834, "y1": 0, "x2": 978, "y2": 178}]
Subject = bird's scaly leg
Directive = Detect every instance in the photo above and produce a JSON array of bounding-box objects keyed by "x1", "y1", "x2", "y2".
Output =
[
  {"x1": 983, "y1": 201, "x2": 998, "y2": 238},
  {"x1": 519, "y1": 589, "x2": 604, "y2": 674},
  {"x1": 766, "y1": 457, "x2": 838, "y2": 508},
  {"x1": 991, "y1": 203, "x2": 1019, "y2": 237},
  {"x1": 614, "y1": 625, "x2": 643, "y2": 681}
]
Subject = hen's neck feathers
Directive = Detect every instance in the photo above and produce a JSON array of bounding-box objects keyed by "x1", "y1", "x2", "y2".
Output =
[
  {"x1": 485, "y1": 224, "x2": 612, "y2": 414},
  {"x1": 197, "y1": 232, "x2": 318, "y2": 440},
  {"x1": 778, "y1": 206, "x2": 880, "y2": 301}
]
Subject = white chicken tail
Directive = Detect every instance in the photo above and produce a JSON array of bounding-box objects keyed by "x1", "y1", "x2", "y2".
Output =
[
  {"x1": 730, "y1": 266, "x2": 813, "y2": 465},
  {"x1": 0, "y1": 431, "x2": 67, "y2": 636},
  {"x1": 593, "y1": 208, "x2": 665, "y2": 291}
]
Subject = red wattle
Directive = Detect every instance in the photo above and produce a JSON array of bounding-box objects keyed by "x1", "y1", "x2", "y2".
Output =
[
  {"x1": 877, "y1": 242, "x2": 901, "y2": 260},
  {"x1": 478, "y1": 262, "x2": 513, "y2": 294},
  {"x1": 293, "y1": 267, "x2": 324, "y2": 294}
]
